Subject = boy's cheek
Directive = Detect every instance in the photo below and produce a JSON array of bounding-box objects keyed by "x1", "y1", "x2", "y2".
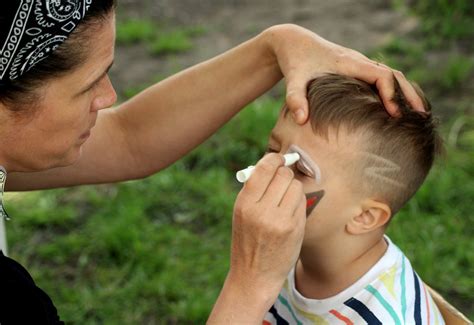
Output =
[{"x1": 305, "y1": 190, "x2": 325, "y2": 217}]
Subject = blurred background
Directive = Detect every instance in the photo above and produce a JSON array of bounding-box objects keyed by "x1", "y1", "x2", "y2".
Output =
[{"x1": 5, "y1": 0, "x2": 473, "y2": 323}]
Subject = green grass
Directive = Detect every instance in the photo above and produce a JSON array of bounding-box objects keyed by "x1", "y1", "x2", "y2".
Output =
[
  {"x1": 116, "y1": 19, "x2": 156, "y2": 44},
  {"x1": 393, "y1": 0, "x2": 474, "y2": 47},
  {"x1": 371, "y1": 1, "x2": 474, "y2": 96},
  {"x1": 374, "y1": 40, "x2": 474, "y2": 94},
  {"x1": 7, "y1": 167, "x2": 236, "y2": 323},
  {"x1": 116, "y1": 18, "x2": 206, "y2": 56},
  {"x1": 439, "y1": 55, "x2": 474, "y2": 90},
  {"x1": 148, "y1": 26, "x2": 207, "y2": 56},
  {"x1": 149, "y1": 30, "x2": 193, "y2": 55}
]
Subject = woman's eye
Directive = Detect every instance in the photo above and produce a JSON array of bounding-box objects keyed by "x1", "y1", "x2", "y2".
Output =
[
  {"x1": 83, "y1": 83, "x2": 98, "y2": 94},
  {"x1": 85, "y1": 75, "x2": 107, "y2": 93},
  {"x1": 266, "y1": 148, "x2": 278, "y2": 153}
]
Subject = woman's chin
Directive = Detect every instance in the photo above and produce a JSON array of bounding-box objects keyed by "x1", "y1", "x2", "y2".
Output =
[
  {"x1": 58, "y1": 146, "x2": 83, "y2": 167},
  {"x1": 34, "y1": 145, "x2": 84, "y2": 171},
  {"x1": 42, "y1": 146, "x2": 83, "y2": 170},
  {"x1": 12, "y1": 151, "x2": 81, "y2": 172}
]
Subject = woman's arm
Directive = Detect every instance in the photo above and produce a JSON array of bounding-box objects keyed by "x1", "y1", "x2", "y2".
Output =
[
  {"x1": 6, "y1": 26, "x2": 279, "y2": 190},
  {"x1": 7, "y1": 24, "x2": 422, "y2": 190},
  {"x1": 208, "y1": 154, "x2": 306, "y2": 324}
]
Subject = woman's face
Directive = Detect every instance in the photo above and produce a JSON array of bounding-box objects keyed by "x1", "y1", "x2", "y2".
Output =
[{"x1": 1, "y1": 13, "x2": 117, "y2": 172}]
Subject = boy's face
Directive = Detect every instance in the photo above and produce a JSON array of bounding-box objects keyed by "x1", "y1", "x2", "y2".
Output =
[{"x1": 267, "y1": 109, "x2": 363, "y2": 247}]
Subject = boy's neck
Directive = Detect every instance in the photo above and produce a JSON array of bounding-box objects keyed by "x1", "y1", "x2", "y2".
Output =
[{"x1": 295, "y1": 234, "x2": 387, "y2": 300}]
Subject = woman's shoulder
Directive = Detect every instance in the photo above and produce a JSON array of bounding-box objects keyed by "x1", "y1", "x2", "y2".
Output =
[{"x1": 0, "y1": 251, "x2": 64, "y2": 325}]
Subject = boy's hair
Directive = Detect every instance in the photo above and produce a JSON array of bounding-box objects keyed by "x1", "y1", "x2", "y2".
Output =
[{"x1": 305, "y1": 74, "x2": 442, "y2": 215}]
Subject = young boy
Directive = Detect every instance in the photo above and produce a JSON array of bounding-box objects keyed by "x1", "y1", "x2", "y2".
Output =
[{"x1": 263, "y1": 74, "x2": 444, "y2": 324}]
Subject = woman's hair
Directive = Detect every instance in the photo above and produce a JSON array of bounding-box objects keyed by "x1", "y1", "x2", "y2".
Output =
[{"x1": 0, "y1": 0, "x2": 116, "y2": 110}]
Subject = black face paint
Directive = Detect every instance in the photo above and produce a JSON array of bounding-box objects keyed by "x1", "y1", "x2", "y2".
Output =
[{"x1": 305, "y1": 190, "x2": 325, "y2": 217}]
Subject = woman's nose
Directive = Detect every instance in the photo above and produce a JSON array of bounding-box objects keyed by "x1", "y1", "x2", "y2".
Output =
[{"x1": 91, "y1": 75, "x2": 117, "y2": 112}]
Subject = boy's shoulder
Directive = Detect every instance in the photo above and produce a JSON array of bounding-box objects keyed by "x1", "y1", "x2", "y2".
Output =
[{"x1": 264, "y1": 237, "x2": 445, "y2": 325}]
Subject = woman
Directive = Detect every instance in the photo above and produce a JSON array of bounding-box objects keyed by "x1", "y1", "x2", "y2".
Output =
[{"x1": 0, "y1": 1, "x2": 423, "y2": 323}]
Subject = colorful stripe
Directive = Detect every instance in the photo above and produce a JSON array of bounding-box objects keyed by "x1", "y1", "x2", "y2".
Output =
[
  {"x1": 401, "y1": 256, "x2": 407, "y2": 323},
  {"x1": 329, "y1": 309, "x2": 354, "y2": 325},
  {"x1": 277, "y1": 295, "x2": 302, "y2": 325},
  {"x1": 292, "y1": 304, "x2": 329, "y2": 325},
  {"x1": 344, "y1": 297, "x2": 382, "y2": 325},
  {"x1": 269, "y1": 305, "x2": 289, "y2": 325},
  {"x1": 366, "y1": 284, "x2": 401, "y2": 325},
  {"x1": 413, "y1": 271, "x2": 422, "y2": 325},
  {"x1": 283, "y1": 284, "x2": 329, "y2": 325},
  {"x1": 430, "y1": 291, "x2": 440, "y2": 325},
  {"x1": 422, "y1": 284, "x2": 431, "y2": 325},
  {"x1": 379, "y1": 264, "x2": 397, "y2": 298}
]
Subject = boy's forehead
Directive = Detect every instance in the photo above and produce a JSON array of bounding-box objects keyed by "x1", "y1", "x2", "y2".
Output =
[{"x1": 272, "y1": 111, "x2": 360, "y2": 158}]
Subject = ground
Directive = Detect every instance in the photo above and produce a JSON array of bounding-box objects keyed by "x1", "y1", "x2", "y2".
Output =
[{"x1": 110, "y1": 0, "x2": 418, "y2": 95}]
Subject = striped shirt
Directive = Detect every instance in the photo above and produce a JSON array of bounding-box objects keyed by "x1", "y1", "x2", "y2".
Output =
[{"x1": 263, "y1": 236, "x2": 444, "y2": 325}]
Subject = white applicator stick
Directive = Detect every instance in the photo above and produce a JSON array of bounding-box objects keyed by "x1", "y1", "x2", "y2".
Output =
[{"x1": 236, "y1": 152, "x2": 300, "y2": 183}]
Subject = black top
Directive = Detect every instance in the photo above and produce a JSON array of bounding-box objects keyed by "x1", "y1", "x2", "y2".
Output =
[{"x1": 0, "y1": 251, "x2": 63, "y2": 324}]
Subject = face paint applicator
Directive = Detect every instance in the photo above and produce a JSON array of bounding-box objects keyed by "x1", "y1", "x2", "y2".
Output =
[{"x1": 236, "y1": 152, "x2": 300, "y2": 183}]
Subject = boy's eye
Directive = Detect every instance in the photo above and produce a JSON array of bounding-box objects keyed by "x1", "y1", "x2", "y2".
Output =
[
  {"x1": 295, "y1": 161, "x2": 312, "y2": 178},
  {"x1": 265, "y1": 148, "x2": 310, "y2": 177},
  {"x1": 295, "y1": 167, "x2": 309, "y2": 177}
]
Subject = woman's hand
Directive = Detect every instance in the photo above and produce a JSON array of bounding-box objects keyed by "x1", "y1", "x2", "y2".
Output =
[
  {"x1": 262, "y1": 24, "x2": 425, "y2": 122},
  {"x1": 208, "y1": 153, "x2": 306, "y2": 324},
  {"x1": 231, "y1": 153, "x2": 306, "y2": 290}
]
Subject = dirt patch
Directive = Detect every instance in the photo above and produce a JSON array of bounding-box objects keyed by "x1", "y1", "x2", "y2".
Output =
[{"x1": 110, "y1": 0, "x2": 418, "y2": 96}]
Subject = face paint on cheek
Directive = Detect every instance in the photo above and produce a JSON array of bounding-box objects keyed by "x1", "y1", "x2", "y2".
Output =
[{"x1": 305, "y1": 190, "x2": 325, "y2": 217}]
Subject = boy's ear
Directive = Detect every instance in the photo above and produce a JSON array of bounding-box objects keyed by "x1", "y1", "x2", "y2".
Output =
[{"x1": 346, "y1": 199, "x2": 392, "y2": 235}]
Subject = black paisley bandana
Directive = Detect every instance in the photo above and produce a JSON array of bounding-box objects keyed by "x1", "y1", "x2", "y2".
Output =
[
  {"x1": 0, "y1": 0, "x2": 92, "y2": 82},
  {"x1": 0, "y1": 167, "x2": 9, "y2": 220}
]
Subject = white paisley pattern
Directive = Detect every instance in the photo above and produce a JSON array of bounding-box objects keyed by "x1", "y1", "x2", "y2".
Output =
[
  {"x1": 0, "y1": 0, "x2": 92, "y2": 81},
  {"x1": 0, "y1": 167, "x2": 9, "y2": 220}
]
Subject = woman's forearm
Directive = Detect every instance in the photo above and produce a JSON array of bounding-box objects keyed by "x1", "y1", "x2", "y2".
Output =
[
  {"x1": 115, "y1": 28, "x2": 282, "y2": 177},
  {"x1": 207, "y1": 274, "x2": 276, "y2": 324}
]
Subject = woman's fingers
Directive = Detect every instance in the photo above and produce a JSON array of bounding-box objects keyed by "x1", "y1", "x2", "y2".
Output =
[
  {"x1": 267, "y1": 24, "x2": 426, "y2": 119},
  {"x1": 243, "y1": 153, "x2": 304, "y2": 210},
  {"x1": 242, "y1": 153, "x2": 284, "y2": 202},
  {"x1": 279, "y1": 179, "x2": 305, "y2": 217},
  {"x1": 260, "y1": 166, "x2": 294, "y2": 206},
  {"x1": 285, "y1": 77, "x2": 309, "y2": 124},
  {"x1": 392, "y1": 69, "x2": 425, "y2": 112},
  {"x1": 351, "y1": 59, "x2": 426, "y2": 116}
]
